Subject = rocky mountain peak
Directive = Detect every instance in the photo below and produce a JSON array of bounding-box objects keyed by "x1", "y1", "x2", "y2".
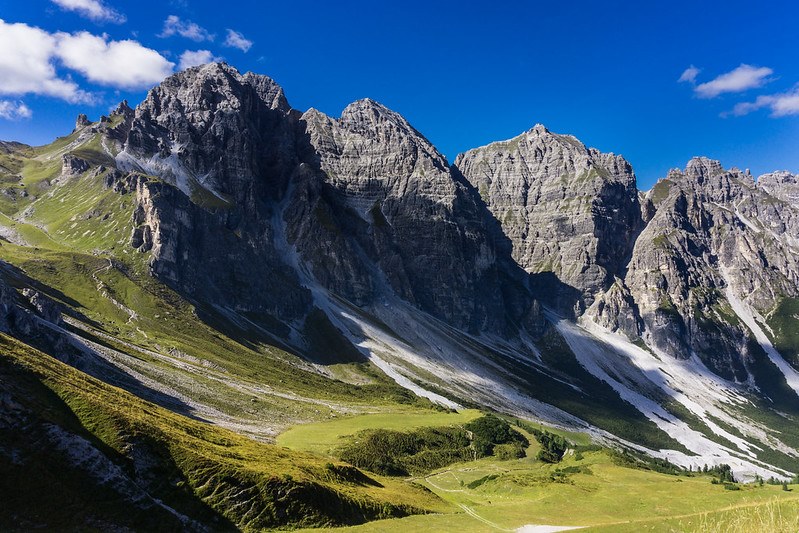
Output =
[
  {"x1": 145, "y1": 62, "x2": 289, "y2": 115},
  {"x1": 339, "y1": 98, "x2": 411, "y2": 134},
  {"x1": 111, "y1": 100, "x2": 134, "y2": 118},
  {"x1": 759, "y1": 170, "x2": 799, "y2": 206},
  {"x1": 455, "y1": 125, "x2": 643, "y2": 313},
  {"x1": 305, "y1": 99, "x2": 451, "y2": 197},
  {"x1": 684, "y1": 156, "x2": 725, "y2": 182},
  {"x1": 760, "y1": 170, "x2": 797, "y2": 184},
  {"x1": 529, "y1": 123, "x2": 550, "y2": 135},
  {"x1": 118, "y1": 62, "x2": 298, "y2": 202},
  {"x1": 336, "y1": 98, "x2": 444, "y2": 161},
  {"x1": 74, "y1": 114, "x2": 91, "y2": 131}
]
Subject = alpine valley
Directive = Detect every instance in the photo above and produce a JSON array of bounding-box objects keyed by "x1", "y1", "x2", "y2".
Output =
[{"x1": 3, "y1": 63, "x2": 799, "y2": 531}]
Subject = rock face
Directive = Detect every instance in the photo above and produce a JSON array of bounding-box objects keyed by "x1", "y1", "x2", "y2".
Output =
[
  {"x1": 608, "y1": 158, "x2": 799, "y2": 377},
  {"x1": 114, "y1": 63, "x2": 541, "y2": 337},
  {"x1": 22, "y1": 288, "x2": 62, "y2": 325},
  {"x1": 61, "y1": 154, "x2": 90, "y2": 177},
  {"x1": 295, "y1": 101, "x2": 536, "y2": 333},
  {"x1": 760, "y1": 170, "x2": 799, "y2": 206},
  {"x1": 74, "y1": 114, "x2": 91, "y2": 131},
  {"x1": 455, "y1": 125, "x2": 643, "y2": 315},
  {"x1": 101, "y1": 61, "x2": 799, "y2": 383},
  {"x1": 457, "y1": 124, "x2": 799, "y2": 381},
  {"x1": 115, "y1": 64, "x2": 313, "y2": 321},
  {"x1": 0, "y1": 268, "x2": 57, "y2": 335}
]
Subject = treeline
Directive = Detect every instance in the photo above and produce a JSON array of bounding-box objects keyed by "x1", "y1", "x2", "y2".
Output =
[
  {"x1": 609, "y1": 449, "x2": 685, "y2": 476},
  {"x1": 338, "y1": 414, "x2": 528, "y2": 476}
]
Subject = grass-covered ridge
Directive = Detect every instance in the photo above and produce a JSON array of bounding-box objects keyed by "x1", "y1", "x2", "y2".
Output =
[{"x1": 0, "y1": 333, "x2": 446, "y2": 530}]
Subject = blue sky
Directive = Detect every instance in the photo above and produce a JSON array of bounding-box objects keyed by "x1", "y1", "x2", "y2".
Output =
[{"x1": 0, "y1": 0, "x2": 797, "y2": 188}]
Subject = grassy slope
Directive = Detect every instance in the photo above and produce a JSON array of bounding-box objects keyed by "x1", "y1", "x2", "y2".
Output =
[
  {"x1": 0, "y1": 128, "x2": 449, "y2": 448},
  {"x1": 277, "y1": 413, "x2": 799, "y2": 532},
  {"x1": 277, "y1": 409, "x2": 483, "y2": 456},
  {"x1": 768, "y1": 297, "x2": 799, "y2": 367},
  {"x1": 0, "y1": 333, "x2": 447, "y2": 530}
]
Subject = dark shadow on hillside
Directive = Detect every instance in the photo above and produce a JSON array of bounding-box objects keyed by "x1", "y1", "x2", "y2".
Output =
[
  {"x1": 451, "y1": 164, "x2": 586, "y2": 321},
  {"x1": 0, "y1": 351, "x2": 238, "y2": 531},
  {"x1": 0, "y1": 263, "x2": 205, "y2": 423},
  {"x1": 194, "y1": 303, "x2": 365, "y2": 366},
  {"x1": 24, "y1": 321, "x2": 207, "y2": 422},
  {"x1": 528, "y1": 271, "x2": 584, "y2": 320},
  {"x1": 0, "y1": 259, "x2": 104, "y2": 330}
]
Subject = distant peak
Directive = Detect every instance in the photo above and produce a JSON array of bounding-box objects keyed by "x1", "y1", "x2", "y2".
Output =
[
  {"x1": 344, "y1": 98, "x2": 392, "y2": 114},
  {"x1": 111, "y1": 100, "x2": 133, "y2": 118},
  {"x1": 685, "y1": 157, "x2": 724, "y2": 180},
  {"x1": 146, "y1": 62, "x2": 290, "y2": 112},
  {"x1": 301, "y1": 107, "x2": 333, "y2": 125},
  {"x1": 341, "y1": 98, "x2": 408, "y2": 127},
  {"x1": 758, "y1": 170, "x2": 796, "y2": 183},
  {"x1": 196, "y1": 61, "x2": 237, "y2": 75},
  {"x1": 529, "y1": 123, "x2": 549, "y2": 135}
]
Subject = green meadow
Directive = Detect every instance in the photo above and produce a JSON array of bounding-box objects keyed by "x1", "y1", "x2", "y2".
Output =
[{"x1": 280, "y1": 410, "x2": 799, "y2": 532}]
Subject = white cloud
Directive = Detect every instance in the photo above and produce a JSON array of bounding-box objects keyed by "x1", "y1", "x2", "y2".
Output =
[
  {"x1": 0, "y1": 100, "x2": 32, "y2": 120},
  {"x1": 678, "y1": 65, "x2": 700, "y2": 84},
  {"x1": 732, "y1": 86, "x2": 799, "y2": 117},
  {"x1": 0, "y1": 19, "x2": 92, "y2": 103},
  {"x1": 159, "y1": 15, "x2": 214, "y2": 42},
  {"x1": 224, "y1": 29, "x2": 252, "y2": 52},
  {"x1": 694, "y1": 64, "x2": 773, "y2": 98},
  {"x1": 55, "y1": 31, "x2": 175, "y2": 90},
  {"x1": 0, "y1": 20, "x2": 174, "y2": 102},
  {"x1": 50, "y1": 0, "x2": 126, "y2": 24},
  {"x1": 178, "y1": 49, "x2": 220, "y2": 70}
]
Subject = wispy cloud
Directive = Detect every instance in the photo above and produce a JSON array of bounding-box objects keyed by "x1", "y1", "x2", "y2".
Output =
[
  {"x1": 178, "y1": 49, "x2": 220, "y2": 70},
  {"x1": 693, "y1": 64, "x2": 774, "y2": 98},
  {"x1": 731, "y1": 86, "x2": 799, "y2": 117},
  {"x1": 50, "y1": 0, "x2": 126, "y2": 24},
  {"x1": 224, "y1": 29, "x2": 252, "y2": 52},
  {"x1": 0, "y1": 100, "x2": 32, "y2": 120},
  {"x1": 159, "y1": 15, "x2": 214, "y2": 42},
  {"x1": 678, "y1": 65, "x2": 700, "y2": 84}
]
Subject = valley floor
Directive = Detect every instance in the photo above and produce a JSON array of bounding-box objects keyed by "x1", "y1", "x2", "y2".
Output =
[{"x1": 280, "y1": 411, "x2": 799, "y2": 533}]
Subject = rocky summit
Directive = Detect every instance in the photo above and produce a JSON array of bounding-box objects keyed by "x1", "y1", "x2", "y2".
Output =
[
  {"x1": 455, "y1": 124, "x2": 643, "y2": 315},
  {"x1": 115, "y1": 63, "x2": 539, "y2": 340},
  {"x1": 2, "y1": 63, "x2": 799, "y2": 530}
]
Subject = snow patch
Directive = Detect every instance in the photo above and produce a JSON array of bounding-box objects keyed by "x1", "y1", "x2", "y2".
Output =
[
  {"x1": 115, "y1": 144, "x2": 226, "y2": 202},
  {"x1": 551, "y1": 312, "x2": 790, "y2": 480}
]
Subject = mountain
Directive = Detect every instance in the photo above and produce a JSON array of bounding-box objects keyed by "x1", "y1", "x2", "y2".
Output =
[
  {"x1": 455, "y1": 128, "x2": 799, "y2": 383},
  {"x1": 2, "y1": 62, "x2": 799, "y2": 529},
  {"x1": 454, "y1": 124, "x2": 643, "y2": 315}
]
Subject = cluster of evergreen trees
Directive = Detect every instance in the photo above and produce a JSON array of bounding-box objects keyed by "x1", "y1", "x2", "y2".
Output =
[
  {"x1": 338, "y1": 414, "x2": 528, "y2": 476},
  {"x1": 513, "y1": 420, "x2": 572, "y2": 463},
  {"x1": 532, "y1": 430, "x2": 570, "y2": 463}
]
